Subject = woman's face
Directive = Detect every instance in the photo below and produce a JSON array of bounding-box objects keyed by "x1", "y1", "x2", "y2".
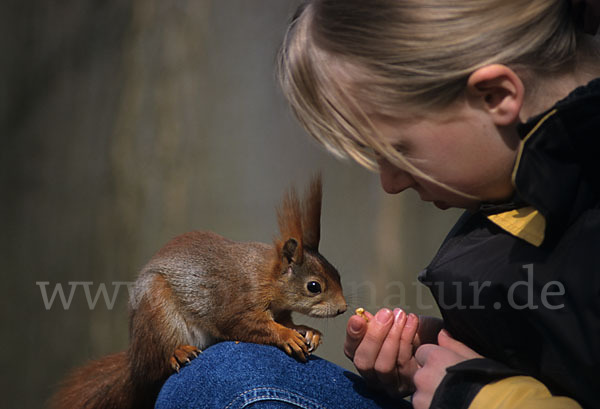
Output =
[{"x1": 371, "y1": 101, "x2": 520, "y2": 210}]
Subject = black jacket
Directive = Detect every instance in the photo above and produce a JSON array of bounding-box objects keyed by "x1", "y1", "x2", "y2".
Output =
[{"x1": 421, "y1": 78, "x2": 600, "y2": 409}]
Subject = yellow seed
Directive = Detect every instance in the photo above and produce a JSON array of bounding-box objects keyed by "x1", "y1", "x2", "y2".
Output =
[{"x1": 355, "y1": 307, "x2": 369, "y2": 322}]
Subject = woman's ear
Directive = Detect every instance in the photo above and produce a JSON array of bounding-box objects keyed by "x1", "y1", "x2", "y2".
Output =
[{"x1": 467, "y1": 64, "x2": 524, "y2": 126}]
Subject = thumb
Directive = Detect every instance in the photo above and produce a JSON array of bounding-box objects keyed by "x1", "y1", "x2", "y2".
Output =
[
  {"x1": 344, "y1": 314, "x2": 369, "y2": 360},
  {"x1": 437, "y1": 329, "x2": 481, "y2": 359}
]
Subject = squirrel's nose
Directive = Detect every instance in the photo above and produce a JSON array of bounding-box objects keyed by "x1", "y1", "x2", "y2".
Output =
[{"x1": 337, "y1": 305, "x2": 348, "y2": 315}]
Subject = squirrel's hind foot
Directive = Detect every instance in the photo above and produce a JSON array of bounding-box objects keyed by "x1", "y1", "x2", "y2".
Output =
[{"x1": 170, "y1": 345, "x2": 201, "y2": 373}]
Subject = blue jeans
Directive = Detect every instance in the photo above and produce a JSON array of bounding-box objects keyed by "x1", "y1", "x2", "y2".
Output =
[{"x1": 156, "y1": 342, "x2": 411, "y2": 409}]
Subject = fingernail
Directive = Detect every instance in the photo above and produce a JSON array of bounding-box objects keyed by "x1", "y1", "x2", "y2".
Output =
[
  {"x1": 393, "y1": 308, "x2": 405, "y2": 323},
  {"x1": 407, "y1": 313, "x2": 417, "y2": 326},
  {"x1": 439, "y1": 329, "x2": 451, "y2": 338},
  {"x1": 375, "y1": 308, "x2": 393, "y2": 324}
]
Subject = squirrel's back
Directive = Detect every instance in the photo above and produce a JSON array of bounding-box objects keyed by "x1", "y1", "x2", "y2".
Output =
[
  {"x1": 130, "y1": 231, "x2": 277, "y2": 345},
  {"x1": 141, "y1": 231, "x2": 273, "y2": 278}
]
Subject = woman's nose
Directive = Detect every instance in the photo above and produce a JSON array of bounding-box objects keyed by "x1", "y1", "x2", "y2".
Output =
[{"x1": 379, "y1": 160, "x2": 415, "y2": 194}]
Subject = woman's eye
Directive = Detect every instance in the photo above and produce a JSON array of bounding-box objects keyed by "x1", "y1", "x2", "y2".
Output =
[
  {"x1": 392, "y1": 143, "x2": 408, "y2": 153},
  {"x1": 307, "y1": 281, "x2": 322, "y2": 294}
]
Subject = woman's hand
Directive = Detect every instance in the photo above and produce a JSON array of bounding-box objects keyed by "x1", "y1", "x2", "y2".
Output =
[
  {"x1": 344, "y1": 308, "x2": 423, "y2": 398},
  {"x1": 412, "y1": 330, "x2": 482, "y2": 409}
]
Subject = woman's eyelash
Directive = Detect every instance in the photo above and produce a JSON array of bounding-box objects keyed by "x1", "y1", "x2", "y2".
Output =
[{"x1": 392, "y1": 143, "x2": 408, "y2": 152}]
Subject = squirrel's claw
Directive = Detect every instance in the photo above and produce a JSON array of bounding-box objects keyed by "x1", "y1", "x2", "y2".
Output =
[
  {"x1": 279, "y1": 328, "x2": 309, "y2": 362},
  {"x1": 304, "y1": 330, "x2": 322, "y2": 353},
  {"x1": 170, "y1": 345, "x2": 202, "y2": 373},
  {"x1": 290, "y1": 325, "x2": 322, "y2": 354},
  {"x1": 170, "y1": 358, "x2": 181, "y2": 373}
]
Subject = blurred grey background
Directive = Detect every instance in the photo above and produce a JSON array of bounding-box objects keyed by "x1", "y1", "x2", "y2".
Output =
[{"x1": 0, "y1": 1, "x2": 461, "y2": 407}]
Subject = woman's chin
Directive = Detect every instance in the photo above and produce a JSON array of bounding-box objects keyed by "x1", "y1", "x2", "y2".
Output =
[{"x1": 433, "y1": 201, "x2": 451, "y2": 210}]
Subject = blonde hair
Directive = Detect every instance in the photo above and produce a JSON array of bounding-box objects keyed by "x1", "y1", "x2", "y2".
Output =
[{"x1": 278, "y1": 0, "x2": 579, "y2": 195}]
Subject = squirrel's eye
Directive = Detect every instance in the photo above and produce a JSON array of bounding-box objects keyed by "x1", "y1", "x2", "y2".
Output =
[{"x1": 307, "y1": 281, "x2": 322, "y2": 294}]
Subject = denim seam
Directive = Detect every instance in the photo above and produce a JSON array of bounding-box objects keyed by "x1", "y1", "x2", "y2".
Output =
[{"x1": 224, "y1": 386, "x2": 328, "y2": 409}]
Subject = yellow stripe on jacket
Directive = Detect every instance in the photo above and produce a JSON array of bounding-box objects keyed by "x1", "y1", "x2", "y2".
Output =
[{"x1": 470, "y1": 376, "x2": 582, "y2": 409}]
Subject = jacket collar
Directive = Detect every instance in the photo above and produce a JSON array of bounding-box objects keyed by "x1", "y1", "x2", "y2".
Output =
[{"x1": 482, "y1": 77, "x2": 600, "y2": 246}]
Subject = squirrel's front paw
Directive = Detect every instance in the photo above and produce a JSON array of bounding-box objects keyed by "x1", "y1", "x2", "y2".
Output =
[
  {"x1": 278, "y1": 328, "x2": 309, "y2": 362},
  {"x1": 169, "y1": 345, "x2": 201, "y2": 373},
  {"x1": 293, "y1": 325, "x2": 322, "y2": 353}
]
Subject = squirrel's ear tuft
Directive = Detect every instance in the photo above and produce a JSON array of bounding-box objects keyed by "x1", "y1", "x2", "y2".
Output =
[
  {"x1": 282, "y1": 238, "x2": 300, "y2": 264},
  {"x1": 276, "y1": 186, "x2": 304, "y2": 263},
  {"x1": 302, "y1": 174, "x2": 322, "y2": 251}
]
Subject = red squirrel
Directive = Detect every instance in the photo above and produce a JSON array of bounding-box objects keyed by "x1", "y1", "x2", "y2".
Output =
[{"x1": 50, "y1": 175, "x2": 347, "y2": 409}]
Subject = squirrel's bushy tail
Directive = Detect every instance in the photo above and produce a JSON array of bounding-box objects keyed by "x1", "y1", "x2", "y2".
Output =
[{"x1": 50, "y1": 351, "x2": 138, "y2": 409}]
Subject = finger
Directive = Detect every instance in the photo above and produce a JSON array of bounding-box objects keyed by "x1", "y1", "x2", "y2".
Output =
[
  {"x1": 411, "y1": 388, "x2": 429, "y2": 409},
  {"x1": 353, "y1": 308, "x2": 395, "y2": 381},
  {"x1": 344, "y1": 310, "x2": 374, "y2": 360},
  {"x1": 373, "y1": 308, "x2": 406, "y2": 385},
  {"x1": 437, "y1": 330, "x2": 481, "y2": 359},
  {"x1": 344, "y1": 314, "x2": 368, "y2": 360},
  {"x1": 414, "y1": 344, "x2": 438, "y2": 367},
  {"x1": 412, "y1": 361, "x2": 439, "y2": 409},
  {"x1": 412, "y1": 344, "x2": 453, "y2": 409},
  {"x1": 398, "y1": 313, "x2": 419, "y2": 365}
]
